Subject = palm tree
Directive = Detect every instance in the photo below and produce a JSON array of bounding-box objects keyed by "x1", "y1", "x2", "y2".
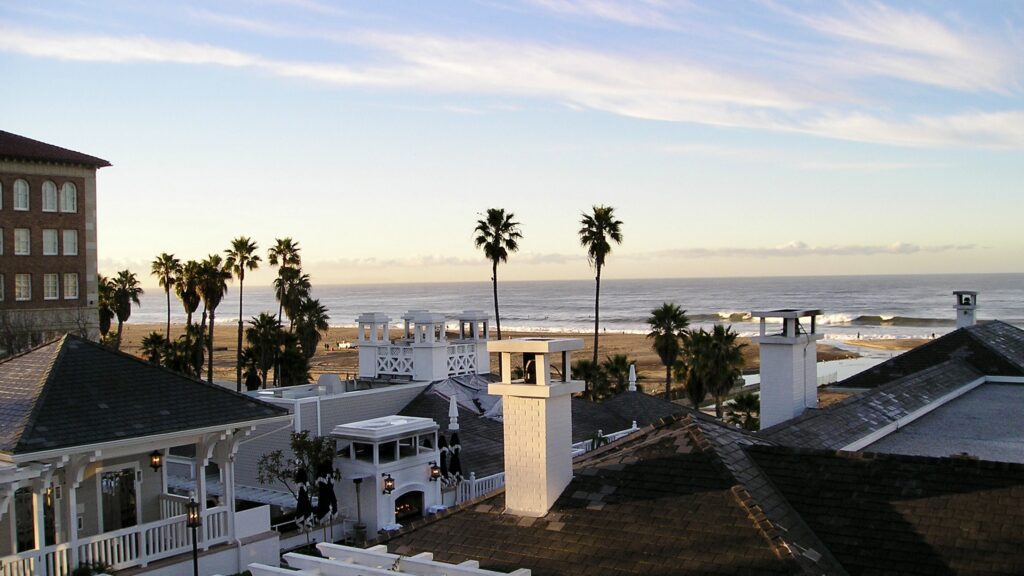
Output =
[
  {"x1": 294, "y1": 298, "x2": 330, "y2": 360},
  {"x1": 150, "y1": 253, "x2": 181, "y2": 340},
  {"x1": 647, "y1": 303, "x2": 690, "y2": 401},
  {"x1": 226, "y1": 237, "x2": 261, "y2": 392},
  {"x1": 274, "y1": 267, "x2": 311, "y2": 329},
  {"x1": 197, "y1": 255, "x2": 231, "y2": 383},
  {"x1": 175, "y1": 260, "x2": 202, "y2": 327},
  {"x1": 601, "y1": 354, "x2": 635, "y2": 396},
  {"x1": 705, "y1": 324, "x2": 747, "y2": 418},
  {"x1": 97, "y1": 275, "x2": 115, "y2": 338},
  {"x1": 473, "y1": 208, "x2": 522, "y2": 340},
  {"x1": 246, "y1": 312, "x2": 283, "y2": 388},
  {"x1": 140, "y1": 332, "x2": 168, "y2": 364},
  {"x1": 726, "y1": 391, "x2": 760, "y2": 431},
  {"x1": 268, "y1": 237, "x2": 302, "y2": 321},
  {"x1": 111, "y1": 269, "x2": 144, "y2": 350},
  {"x1": 571, "y1": 359, "x2": 604, "y2": 399},
  {"x1": 578, "y1": 205, "x2": 623, "y2": 396},
  {"x1": 678, "y1": 329, "x2": 712, "y2": 409}
]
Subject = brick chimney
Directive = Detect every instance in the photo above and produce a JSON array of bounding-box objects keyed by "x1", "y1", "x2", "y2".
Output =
[{"x1": 488, "y1": 338, "x2": 584, "y2": 517}]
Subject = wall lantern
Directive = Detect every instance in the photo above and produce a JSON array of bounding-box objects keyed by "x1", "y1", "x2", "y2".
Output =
[
  {"x1": 382, "y1": 473, "x2": 396, "y2": 494},
  {"x1": 149, "y1": 450, "x2": 164, "y2": 471},
  {"x1": 428, "y1": 462, "x2": 441, "y2": 482}
]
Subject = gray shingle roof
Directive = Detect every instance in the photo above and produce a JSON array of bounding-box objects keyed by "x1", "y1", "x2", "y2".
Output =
[
  {"x1": 0, "y1": 335, "x2": 289, "y2": 456},
  {"x1": 385, "y1": 412, "x2": 804, "y2": 576},
  {"x1": 763, "y1": 359, "x2": 983, "y2": 450},
  {"x1": 749, "y1": 446, "x2": 1024, "y2": 576},
  {"x1": 836, "y1": 321, "x2": 1024, "y2": 389}
]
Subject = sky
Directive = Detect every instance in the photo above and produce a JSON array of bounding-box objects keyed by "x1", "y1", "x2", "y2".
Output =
[{"x1": 2, "y1": 0, "x2": 1022, "y2": 288}]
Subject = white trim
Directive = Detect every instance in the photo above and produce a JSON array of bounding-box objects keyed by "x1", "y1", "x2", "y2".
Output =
[
  {"x1": 841, "y1": 375, "x2": 988, "y2": 452},
  {"x1": 5, "y1": 414, "x2": 292, "y2": 465}
]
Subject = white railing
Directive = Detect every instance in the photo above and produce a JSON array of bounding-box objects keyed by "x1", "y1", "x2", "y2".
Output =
[
  {"x1": 571, "y1": 424, "x2": 639, "y2": 458},
  {"x1": 159, "y1": 492, "x2": 191, "y2": 519},
  {"x1": 2, "y1": 506, "x2": 232, "y2": 575},
  {"x1": 376, "y1": 347, "x2": 414, "y2": 375},
  {"x1": 817, "y1": 371, "x2": 838, "y2": 386},
  {"x1": 456, "y1": 472, "x2": 506, "y2": 503},
  {"x1": 446, "y1": 344, "x2": 477, "y2": 376},
  {"x1": 0, "y1": 545, "x2": 71, "y2": 576}
]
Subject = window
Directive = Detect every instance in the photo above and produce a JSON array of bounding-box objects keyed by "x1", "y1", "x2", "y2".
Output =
[
  {"x1": 42, "y1": 181, "x2": 58, "y2": 212},
  {"x1": 100, "y1": 467, "x2": 138, "y2": 531},
  {"x1": 14, "y1": 179, "x2": 29, "y2": 210},
  {"x1": 63, "y1": 230, "x2": 78, "y2": 256},
  {"x1": 43, "y1": 274, "x2": 59, "y2": 300},
  {"x1": 64, "y1": 273, "x2": 79, "y2": 299},
  {"x1": 61, "y1": 182, "x2": 77, "y2": 213},
  {"x1": 15, "y1": 274, "x2": 31, "y2": 301},
  {"x1": 43, "y1": 229, "x2": 58, "y2": 255},
  {"x1": 14, "y1": 229, "x2": 30, "y2": 255}
]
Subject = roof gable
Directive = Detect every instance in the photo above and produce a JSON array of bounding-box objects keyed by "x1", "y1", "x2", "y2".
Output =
[
  {"x1": 0, "y1": 130, "x2": 111, "y2": 168},
  {"x1": 0, "y1": 335, "x2": 289, "y2": 455}
]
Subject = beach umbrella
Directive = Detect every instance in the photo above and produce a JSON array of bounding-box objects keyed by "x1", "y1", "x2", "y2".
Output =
[
  {"x1": 294, "y1": 467, "x2": 313, "y2": 532},
  {"x1": 438, "y1": 434, "x2": 450, "y2": 484},
  {"x1": 315, "y1": 461, "x2": 338, "y2": 526},
  {"x1": 448, "y1": 432, "x2": 464, "y2": 486}
]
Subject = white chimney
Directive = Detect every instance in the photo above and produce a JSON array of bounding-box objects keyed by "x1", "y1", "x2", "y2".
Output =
[
  {"x1": 953, "y1": 291, "x2": 978, "y2": 329},
  {"x1": 488, "y1": 337, "x2": 584, "y2": 517},
  {"x1": 751, "y1": 309, "x2": 823, "y2": 430}
]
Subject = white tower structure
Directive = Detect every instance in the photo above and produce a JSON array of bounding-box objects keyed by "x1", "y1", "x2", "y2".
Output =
[
  {"x1": 752, "y1": 309, "x2": 823, "y2": 430},
  {"x1": 954, "y1": 291, "x2": 978, "y2": 329},
  {"x1": 356, "y1": 310, "x2": 490, "y2": 381},
  {"x1": 488, "y1": 337, "x2": 584, "y2": 517}
]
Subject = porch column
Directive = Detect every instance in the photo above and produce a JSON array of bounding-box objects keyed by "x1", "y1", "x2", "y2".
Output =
[
  {"x1": 32, "y1": 486, "x2": 46, "y2": 555},
  {"x1": 213, "y1": 446, "x2": 237, "y2": 543},
  {"x1": 194, "y1": 440, "x2": 209, "y2": 550}
]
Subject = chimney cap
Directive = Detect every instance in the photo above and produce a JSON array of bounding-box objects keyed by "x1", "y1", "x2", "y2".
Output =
[
  {"x1": 356, "y1": 312, "x2": 391, "y2": 323},
  {"x1": 953, "y1": 290, "x2": 978, "y2": 296},
  {"x1": 487, "y1": 337, "x2": 584, "y2": 354},
  {"x1": 751, "y1": 308, "x2": 822, "y2": 319}
]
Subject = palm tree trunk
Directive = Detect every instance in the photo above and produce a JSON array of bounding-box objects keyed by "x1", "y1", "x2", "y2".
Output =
[
  {"x1": 664, "y1": 364, "x2": 672, "y2": 401},
  {"x1": 236, "y1": 279, "x2": 244, "y2": 392},
  {"x1": 591, "y1": 266, "x2": 602, "y2": 396},
  {"x1": 165, "y1": 287, "x2": 171, "y2": 340},
  {"x1": 492, "y1": 261, "x2": 501, "y2": 340},
  {"x1": 116, "y1": 319, "x2": 124, "y2": 350},
  {"x1": 715, "y1": 395, "x2": 724, "y2": 419},
  {"x1": 208, "y1": 311, "x2": 215, "y2": 383}
]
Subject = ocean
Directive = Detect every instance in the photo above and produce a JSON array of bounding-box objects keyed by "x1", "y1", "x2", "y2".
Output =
[{"x1": 129, "y1": 273, "x2": 1024, "y2": 341}]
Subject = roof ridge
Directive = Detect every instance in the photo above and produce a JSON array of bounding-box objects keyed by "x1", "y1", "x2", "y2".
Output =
[
  {"x1": 965, "y1": 320, "x2": 1024, "y2": 372},
  {"x1": 66, "y1": 333, "x2": 289, "y2": 410},
  {"x1": 8, "y1": 336, "x2": 70, "y2": 454},
  {"x1": 728, "y1": 484, "x2": 803, "y2": 570},
  {"x1": 749, "y1": 443, "x2": 1024, "y2": 471}
]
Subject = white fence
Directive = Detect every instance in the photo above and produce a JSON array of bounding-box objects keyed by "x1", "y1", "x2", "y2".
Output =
[
  {"x1": 570, "y1": 424, "x2": 639, "y2": 458},
  {"x1": 376, "y1": 347, "x2": 414, "y2": 375},
  {"x1": 446, "y1": 344, "x2": 477, "y2": 376},
  {"x1": 0, "y1": 506, "x2": 230, "y2": 576},
  {"x1": 817, "y1": 371, "x2": 838, "y2": 386}
]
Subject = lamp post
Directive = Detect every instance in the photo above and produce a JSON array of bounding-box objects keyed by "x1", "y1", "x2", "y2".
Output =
[{"x1": 186, "y1": 497, "x2": 202, "y2": 576}]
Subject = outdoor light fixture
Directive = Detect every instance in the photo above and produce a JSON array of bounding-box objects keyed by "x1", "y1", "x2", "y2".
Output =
[
  {"x1": 429, "y1": 462, "x2": 441, "y2": 481},
  {"x1": 382, "y1": 473, "x2": 396, "y2": 494},
  {"x1": 186, "y1": 498, "x2": 202, "y2": 576},
  {"x1": 149, "y1": 450, "x2": 163, "y2": 471}
]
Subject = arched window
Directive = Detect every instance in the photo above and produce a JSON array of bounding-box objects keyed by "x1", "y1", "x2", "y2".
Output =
[
  {"x1": 61, "y1": 182, "x2": 78, "y2": 213},
  {"x1": 42, "y1": 181, "x2": 58, "y2": 212},
  {"x1": 14, "y1": 179, "x2": 29, "y2": 211}
]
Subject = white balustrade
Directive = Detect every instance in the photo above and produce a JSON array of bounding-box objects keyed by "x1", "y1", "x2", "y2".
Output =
[
  {"x1": 376, "y1": 347, "x2": 414, "y2": 375},
  {"x1": 159, "y1": 492, "x2": 190, "y2": 519},
  {"x1": 446, "y1": 344, "x2": 477, "y2": 376}
]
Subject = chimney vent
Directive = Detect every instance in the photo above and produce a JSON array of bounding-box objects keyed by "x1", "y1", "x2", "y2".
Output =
[
  {"x1": 751, "y1": 309, "x2": 823, "y2": 430},
  {"x1": 953, "y1": 291, "x2": 978, "y2": 329}
]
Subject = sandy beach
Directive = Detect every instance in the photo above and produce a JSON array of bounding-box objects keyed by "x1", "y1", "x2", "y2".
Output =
[{"x1": 120, "y1": 323, "x2": 863, "y2": 396}]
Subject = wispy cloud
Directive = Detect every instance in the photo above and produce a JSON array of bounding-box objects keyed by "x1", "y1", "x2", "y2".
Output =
[
  {"x1": 524, "y1": 0, "x2": 683, "y2": 30},
  {"x1": 2, "y1": 19, "x2": 1022, "y2": 148},
  {"x1": 652, "y1": 241, "x2": 978, "y2": 259},
  {"x1": 774, "y1": 1, "x2": 1020, "y2": 93}
]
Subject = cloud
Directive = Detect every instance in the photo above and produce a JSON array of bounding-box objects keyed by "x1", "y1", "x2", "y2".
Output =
[
  {"x1": 524, "y1": 0, "x2": 683, "y2": 30},
  {"x1": 775, "y1": 1, "x2": 1020, "y2": 93},
  {"x1": 651, "y1": 242, "x2": 978, "y2": 259},
  {"x1": 2, "y1": 22, "x2": 1023, "y2": 148}
]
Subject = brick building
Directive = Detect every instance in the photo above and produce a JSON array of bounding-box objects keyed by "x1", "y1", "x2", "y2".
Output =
[{"x1": 0, "y1": 130, "x2": 110, "y2": 350}]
